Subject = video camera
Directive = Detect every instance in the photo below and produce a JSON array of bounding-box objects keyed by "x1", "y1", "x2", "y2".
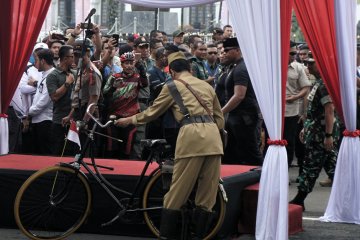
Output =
[{"x1": 80, "y1": 22, "x2": 94, "y2": 29}]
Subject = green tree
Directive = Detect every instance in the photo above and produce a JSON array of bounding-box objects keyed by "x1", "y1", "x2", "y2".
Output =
[{"x1": 291, "y1": 11, "x2": 305, "y2": 43}]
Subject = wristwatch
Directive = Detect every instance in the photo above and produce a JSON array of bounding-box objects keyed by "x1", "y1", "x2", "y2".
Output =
[
  {"x1": 64, "y1": 82, "x2": 71, "y2": 89},
  {"x1": 325, "y1": 133, "x2": 333, "y2": 138}
]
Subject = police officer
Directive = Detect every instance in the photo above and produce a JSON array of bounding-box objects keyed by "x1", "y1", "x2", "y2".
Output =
[
  {"x1": 115, "y1": 51, "x2": 224, "y2": 239},
  {"x1": 62, "y1": 39, "x2": 102, "y2": 125},
  {"x1": 290, "y1": 58, "x2": 340, "y2": 211}
]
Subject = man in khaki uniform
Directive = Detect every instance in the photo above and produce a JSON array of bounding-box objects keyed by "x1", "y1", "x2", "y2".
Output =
[
  {"x1": 115, "y1": 51, "x2": 224, "y2": 239},
  {"x1": 285, "y1": 42, "x2": 311, "y2": 167}
]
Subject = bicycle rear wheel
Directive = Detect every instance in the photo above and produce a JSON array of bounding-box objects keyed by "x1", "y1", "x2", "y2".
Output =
[
  {"x1": 142, "y1": 169, "x2": 226, "y2": 240},
  {"x1": 14, "y1": 165, "x2": 92, "y2": 240}
]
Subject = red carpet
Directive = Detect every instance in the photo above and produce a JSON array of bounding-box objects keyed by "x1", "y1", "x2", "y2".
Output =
[{"x1": 0, "y1": 154, "x2": 256, "y2": 177}]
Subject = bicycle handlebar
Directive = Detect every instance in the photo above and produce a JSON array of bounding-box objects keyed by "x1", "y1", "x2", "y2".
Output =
[{"x1": 86, "y1": 103, "x2": 115, "y2": 128}]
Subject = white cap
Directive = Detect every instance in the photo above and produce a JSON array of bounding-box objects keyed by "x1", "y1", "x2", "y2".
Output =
[{"x1": 33, "y1": 42, "x2": 48, "y2": 52}]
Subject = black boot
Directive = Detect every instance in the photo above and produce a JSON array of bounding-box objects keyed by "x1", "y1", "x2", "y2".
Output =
[
  {"x1": 191, "y1": 207, "x2": 213, "y2": 239},
  {"x1": 159, "y1": 208, "x2": 181, "y2": 240},
  {"x1": 289, "y1": 190, "x2": 308, "y2": 211}
]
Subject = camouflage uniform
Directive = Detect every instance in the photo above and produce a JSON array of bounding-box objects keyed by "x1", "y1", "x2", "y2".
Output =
[
  {"x1": 297, "y1": 78, "x2": 340, "y2": 193},
  {"x1": 191, "y1": 57, "x2": 209, "y2": 80}
]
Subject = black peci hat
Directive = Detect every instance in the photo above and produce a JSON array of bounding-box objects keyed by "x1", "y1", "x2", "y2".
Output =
[{"x1": 223, "y1": 37, "x2": 239, "y2": 48}]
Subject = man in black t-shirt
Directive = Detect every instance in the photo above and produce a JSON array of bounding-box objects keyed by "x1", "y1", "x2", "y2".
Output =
[
  {"x1": 46, "y1": 45, "x2": 77, "y2": 156},
  {"x1": 221, "y1": 38, "x2": 263, "y2": 165}
]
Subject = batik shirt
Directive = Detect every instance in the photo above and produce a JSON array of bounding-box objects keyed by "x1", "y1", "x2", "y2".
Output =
[{"x1": 103, "y1": 71, "x2": 148, "y2": 117}]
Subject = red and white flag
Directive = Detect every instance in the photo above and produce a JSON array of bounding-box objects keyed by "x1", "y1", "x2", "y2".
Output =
[{"x1": 67, "y1": 120, "x2": 81, "y2": 149}]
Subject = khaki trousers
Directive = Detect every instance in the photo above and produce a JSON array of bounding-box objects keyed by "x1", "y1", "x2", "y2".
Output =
[{"x1": 164, "y1": 155, "x2": 221, "y2": 211}]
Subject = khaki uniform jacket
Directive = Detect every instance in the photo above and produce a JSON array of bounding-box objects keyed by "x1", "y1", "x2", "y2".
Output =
[{"x1": 131, "y1": 72, "x2": 224, "y2": 160}]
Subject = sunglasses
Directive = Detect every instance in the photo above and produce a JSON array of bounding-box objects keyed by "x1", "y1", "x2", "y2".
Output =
[
  {"x1": 299, "y1": 52, "x2": 308, "y2": 56},
  {"x1": 208, "y1": 52, "x2": 218, "y2": 55},
  {"x1": 289, "y1": 52, "x2": 297, "y2": 56}
]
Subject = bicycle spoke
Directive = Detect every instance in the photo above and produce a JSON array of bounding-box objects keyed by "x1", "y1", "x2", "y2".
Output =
[{"x1": 15, "y1": 166, "x2": 91, "y2": 239}]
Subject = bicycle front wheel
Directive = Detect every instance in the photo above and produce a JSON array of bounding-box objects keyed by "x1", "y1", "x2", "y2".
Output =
[
  {"x1": 142, "y1": 169, "x2": 226, "y2": 240},
  {"x1": 14, "y1": 165, "x2": 92, "y2": 240}
]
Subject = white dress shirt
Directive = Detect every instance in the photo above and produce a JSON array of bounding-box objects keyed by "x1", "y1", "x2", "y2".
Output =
[
  {"x1": 19, "y1": 63, "x2": 41, "y2": 116},
  {"x1": 28, "y1": 67, "x2": 54, "y2": 123}
]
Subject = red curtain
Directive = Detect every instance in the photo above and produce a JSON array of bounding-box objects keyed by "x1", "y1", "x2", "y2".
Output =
[
  {"x1": 0, "y1": 0, "x2": 51, "y2": 113},
  {"x1": 281, "y1": 0, "x2": 294, "y2": 133},
  {"x1": 293, "y1": 0, "x2": 343, "y2": 119}
]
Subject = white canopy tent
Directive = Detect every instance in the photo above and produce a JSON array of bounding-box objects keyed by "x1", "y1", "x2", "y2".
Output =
[{"x1": 0, "y1": 1, "x2": 358, "y2": 240}]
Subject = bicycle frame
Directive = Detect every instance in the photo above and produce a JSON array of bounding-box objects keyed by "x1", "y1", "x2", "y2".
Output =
[{"x1": 61, "y1": 116, "x2": 164, "y2": 226}]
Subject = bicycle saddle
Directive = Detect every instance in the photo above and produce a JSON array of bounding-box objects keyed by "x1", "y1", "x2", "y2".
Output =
[{"x1": 141, "y1": 139, "x2": 167, "y2": 149}]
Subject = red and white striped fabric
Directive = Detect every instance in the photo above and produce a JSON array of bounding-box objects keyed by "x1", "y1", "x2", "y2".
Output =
[
  {"x1": 67, "y1": 120, "x2": 81, "y2": 149},
  {"x1": 295, "y1": 0, "x2": 360, "y2": 225},
  {"x1": 227, "y1": 0, "x2": 294, "y2": 239},
  {"x1": 0, "y1": 115, "x2": 9, "y2": 154}
]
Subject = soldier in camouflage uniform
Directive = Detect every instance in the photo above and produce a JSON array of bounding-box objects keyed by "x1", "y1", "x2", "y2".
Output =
[{"x1": 290, "y1": 58, "x2": 340, "y2": 211}]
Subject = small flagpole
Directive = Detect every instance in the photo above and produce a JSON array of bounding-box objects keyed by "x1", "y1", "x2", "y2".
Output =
[{"x1": 61, "y1": 136, "x2": 68, "y2": 157}]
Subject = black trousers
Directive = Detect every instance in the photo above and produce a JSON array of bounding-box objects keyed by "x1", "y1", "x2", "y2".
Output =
[
  {"x1": 223, "y1": 113, "x2": 263, "y2": 166},
  {"x1": 32, "y1": 120, "x2": 52, "y2": 155},
  {"x1": 106, "y1": 124, "x2": 136, "y2": 159},
  {"x1": 283, "y1": 116, "x2": 299, "y2": 167},
  {"x1": 6, "y1": 107, "x2": 22, "y2": 153},
  {"x1": 22, "y1": 126, "x2": 34, "y2": 154}
]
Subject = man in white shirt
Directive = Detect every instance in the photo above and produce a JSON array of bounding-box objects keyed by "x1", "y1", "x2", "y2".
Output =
[
  {"x1": 28, "y1": 49, "x2": 55, "y2": 155},
  {"x1": 19, "y1": 43, "x2": 48, "y2": 153}
]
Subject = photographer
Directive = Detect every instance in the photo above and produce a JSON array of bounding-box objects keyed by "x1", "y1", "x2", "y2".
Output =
[
  {"x1": 67, "y1": 23, "x2": 102, "y2": 61},
  {"x1": 99, "y1": 36, "x2": 122, "y2": 83},
  {"x1": 62, "y1": 39, "x2": 102, "y2": 125}
]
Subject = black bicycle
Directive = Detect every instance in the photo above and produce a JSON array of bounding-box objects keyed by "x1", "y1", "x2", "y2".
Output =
[{"x1": 14, "y1": 103, "x2": 227, "y2": 240}]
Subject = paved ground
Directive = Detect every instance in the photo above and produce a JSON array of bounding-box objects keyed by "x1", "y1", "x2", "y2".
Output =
[
  {"x1": 1, "y1": 166, "x2": 359, "y2": 239},
  {"x1": 237, "y1": 166, "x2": 360, "y2": 240}
]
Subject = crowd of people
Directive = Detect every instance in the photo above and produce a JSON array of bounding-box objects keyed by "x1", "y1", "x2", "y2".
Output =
[
  {"x1": 8, "y1": 23, "x2": 246, "y2": 162},
  {"x1": 5, "y1": 18, "x2": 360, "y2": 238},
  {"x1": 6, "y1": 21, "x2": 360, "y2": 182}
]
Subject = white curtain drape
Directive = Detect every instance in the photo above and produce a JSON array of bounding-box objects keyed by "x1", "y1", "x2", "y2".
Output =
[
  {"x1": 0, "y1": 49, "x2": 8, "y2": 155},
  {"x1": 226, "y1": 1, "x2": 289, "y2": 239},
  {"x1": 0, "y1": 116, "x2": 9, "y2": 155},
  {"x1": 320, "y1": 0, "x2": 360, "y2": 224},
  {"x1": 117, "y1": 0, "x2": 218, "y2": 8}
]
